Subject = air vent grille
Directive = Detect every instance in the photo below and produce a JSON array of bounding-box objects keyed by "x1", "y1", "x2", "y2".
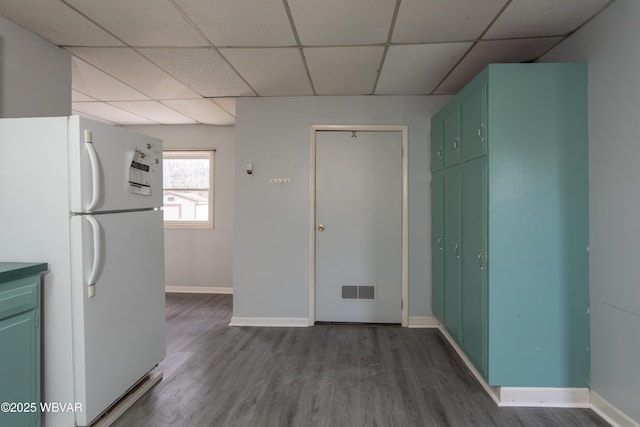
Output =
[{"x1": 341, "y1": 285, "x2": 375, "y2": 300}]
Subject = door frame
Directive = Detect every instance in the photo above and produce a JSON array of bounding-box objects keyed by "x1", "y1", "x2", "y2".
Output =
[{"x1": 308, "y1": 124, "x2": 409, "y2": 326}]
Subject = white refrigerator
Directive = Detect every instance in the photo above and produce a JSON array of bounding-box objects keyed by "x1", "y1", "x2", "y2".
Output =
[{"x1": 0, "y1": 116, "x2": 166, "y2": 426}]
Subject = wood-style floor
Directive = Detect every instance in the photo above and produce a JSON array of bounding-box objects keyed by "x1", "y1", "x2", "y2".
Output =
[{"x1": 112, "y1": 293, "x2": 609, "y2": 427}]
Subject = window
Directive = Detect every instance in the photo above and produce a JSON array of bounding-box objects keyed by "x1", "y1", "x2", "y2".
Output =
[{"x1": 163, "y1": 150, "x2": 214, "y2": 229}]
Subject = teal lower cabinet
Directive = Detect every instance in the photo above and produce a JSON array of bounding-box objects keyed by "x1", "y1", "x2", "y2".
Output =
[
  {"x1": 442, "y1": 166, "x2": 461, "y2": 342},
  {"x1": 0, "y1": 263, "x2": 47, "y2": 427},
  {"x1": 431, "y1": 63, "x2": 590, "y2": 390},
  {"x1": 460, "y1": 156, "x2": 487, "y2": 378},
  {"x1": 431, "y1": 172, "x2": 445, "y2": 322}
]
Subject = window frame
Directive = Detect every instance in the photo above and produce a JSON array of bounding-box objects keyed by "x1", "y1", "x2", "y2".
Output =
[{"x1": 162, "y1": 150, "x2": 214, "y2": 230}]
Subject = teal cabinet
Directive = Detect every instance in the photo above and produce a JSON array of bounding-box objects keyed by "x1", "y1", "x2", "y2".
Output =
[
  {"x1": 443, "y1": 166, "x2": 461, "y2": 341},
  {"x1": 431, "y1": 173, "x2": 445, "y2": 321},
  {"x1": 430, "y1": 63, "x2": 589, "y2": 388},
  {"x1": 460, "y1": 156, "x2": 487, "y2": 377},
  {"x1": 442, "y1": 104, "x2": 461, "y2": 168},
  {"x1": 460, "y1": 80, "x2": 487, "y2": 161},
  {"x1": 430, "y1": 113, "x2": 444, "y2": 172},
  {"x1": 0, "y1": 263, "x2": 47, "y2": 427}
]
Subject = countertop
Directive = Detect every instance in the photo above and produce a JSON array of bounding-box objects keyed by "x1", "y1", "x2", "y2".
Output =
[{"x1": 0, "y1": 262, "x2": 48, "y2": 283}]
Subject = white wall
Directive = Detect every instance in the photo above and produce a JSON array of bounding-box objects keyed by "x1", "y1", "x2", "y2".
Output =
[
  {"x1": 233, "y1": 95, "x2": 450, "y2": 321},
  {"x1": 542, "y1": 0, "x2": 640, "y2": 423},
  {"x1": 127, "y1": 125, "x2": 235, "y2": 291},
  {"x1": 0, "y1": 16, "x2": 70, "y2": 118}
]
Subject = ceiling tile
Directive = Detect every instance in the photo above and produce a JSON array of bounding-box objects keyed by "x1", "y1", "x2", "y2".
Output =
[
  {"x1": 288, "y1": 0, "x2": 397, "y2": 45},
  {"x1": 67, "y1": 47, "x2": 200, "y2": 99},
  {"x1": 376, "y1": 43, "x2": 473, "y2": 95},
  {"x1": 305, "y1": 46, "x2": 384, "y2": 95},
  {"x1": 64, "y1": 0, "x2": 208, "y2": 47},
  {"x1": 139, "y1": 48, "x2": 255, "y2": 97},
  {"x1": 161, "y1": 99, "x2": 236, "y2": 125},
  {"x1": 109, "y1": 101, "x2": 196, "y2": 124},
  {"x1": 212, "y1": 98, "x2": 236, "y2": 117},
  {"x1": 72, "y1": 90, "x2": 97, "y2": 102},
  {"x1": 221, "y1": 48, "x2": 312, "y2": 96},
  {"x1": 436, "y1": 37, "x2": 563, "y2": 94},
  {"x1": 71, "y1": 57, "x2": 150, "y2": 101},
  {"x1": 174, "y1": 0, "x2": 295, "y2": 47},
  {"x1": 0, "y1": 0, "x2": 123, "y2": 46},
  {"x1": 72, "y1": 102, "x2": 156, "y2": 125},
  {"x1": 393, "y1": 0, "x2": 507, "y2": 43},
  {"x1": 485, "y1": 0, "x2": 610, "y2": 39}
]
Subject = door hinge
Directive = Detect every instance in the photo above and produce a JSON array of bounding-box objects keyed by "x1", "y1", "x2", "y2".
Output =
[{"x1": 35, "y1": 315, "x2": 39, "y2": 328}]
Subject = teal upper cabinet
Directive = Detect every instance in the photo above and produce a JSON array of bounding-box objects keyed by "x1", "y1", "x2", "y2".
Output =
[
  {"x1": 442, "y1": 104, "x2": 461, "y2": 168},
  {"x1": 431, "y1": 112, "x2": 444, "y2": 172},
  {"x1": 430, "y1": 63, "x2": 589, "y2": 389},
  {"x1": 460, "y1": 78, "x2": 487, "y2": 161}
]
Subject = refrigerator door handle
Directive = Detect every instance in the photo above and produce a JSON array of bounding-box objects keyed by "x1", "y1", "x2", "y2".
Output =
[
  {"x1": 84, "y1": 132, "x2": 101, "y2": 212},
  {"x1": 86, "y1": 216, "x2": 102, "y2": 293}
]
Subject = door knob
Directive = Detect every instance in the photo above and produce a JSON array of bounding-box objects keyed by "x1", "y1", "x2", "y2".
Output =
[{"x1": 317, "y1": 224, "x2": 325, "y2": 232}]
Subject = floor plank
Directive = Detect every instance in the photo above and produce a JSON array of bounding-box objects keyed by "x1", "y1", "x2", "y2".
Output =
[{"x1": 112, "y1": 294, "x2": 609, "y2": 427}]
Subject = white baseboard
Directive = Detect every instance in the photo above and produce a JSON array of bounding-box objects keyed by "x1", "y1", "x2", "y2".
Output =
[
  {"x1": 498, "y1": 387, "x2": 590, "y2": 408},
  {"x1": 408, "y1": 316, "x2": 439, "y2": 328},
  {"x1": 165, "y1": 286, "x2": 233, "y2": 294},
  {"x1": 228, "y1": 317, "x2": 310, "y2": 327},
  {"x1": 591, "y1": 391, "x2": 640, "y2": 427},
  {"x1": 437, "y1": 324, "x2": 591, "y2": 408}
]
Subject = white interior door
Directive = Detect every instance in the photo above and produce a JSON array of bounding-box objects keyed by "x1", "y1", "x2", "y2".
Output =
[{"x1": 315, "y1": 130, "x2": 402, "y2": 323}]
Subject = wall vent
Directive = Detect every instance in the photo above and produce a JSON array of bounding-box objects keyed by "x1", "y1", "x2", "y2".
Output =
[{"x1": 341, "y1": 285, "x2": 375, "y2": 300}]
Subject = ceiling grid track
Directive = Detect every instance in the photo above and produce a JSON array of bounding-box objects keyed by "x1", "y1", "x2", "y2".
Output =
[
  {"x1": 371, "y1": 0, "x2": 403, "y2": 95},
  {"x1": 282, "y1": 0, "x2": 318, "y2": 96},
  {"x1": 431, "y1": 0, "x2": 514, "y2": 95},
  {"x1": 168, "y1": 0, "x2": 259, "y2": 98}
]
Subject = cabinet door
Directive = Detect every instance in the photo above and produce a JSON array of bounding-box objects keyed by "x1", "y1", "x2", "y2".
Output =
[
  {"x1": 461, "y1": 83, "x2": 487, "y2": 161},
  {"x1": 431, "y1": 173, "x2": 445, "y2": 322},
  {"x1": 443, "y1": 105, "x2": 461, "y2": 168},
  {"x1": 431, "y1": 114, "x2": 444, "y2": 172},
  {"x1": 461, "y1": 156, "x2": 488, "y2": 376},
  {"x1": 443, "y1": 166, "x2": 462, "y2": 341},
  {"x1": 0, "y1": 310, "x2": 39, "y2": 427}
]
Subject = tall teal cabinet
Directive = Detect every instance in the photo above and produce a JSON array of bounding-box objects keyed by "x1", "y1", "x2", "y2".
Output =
[{"x1": 431, "y1": 63, "x2": 589, "y2": 388}]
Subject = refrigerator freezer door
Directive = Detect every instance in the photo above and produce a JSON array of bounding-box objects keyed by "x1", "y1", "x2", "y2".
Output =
[
  {"x1": 68, "y1": 116, "x2": 163, "y2": 213},
  {"x1": 69, "y1": 210, "x2": 166, "y2": 426}
]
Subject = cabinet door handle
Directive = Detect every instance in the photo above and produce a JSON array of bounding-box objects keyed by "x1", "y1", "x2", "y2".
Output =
[
  {"x1": 454, "y1": 242, "x2": 461, "y2": 258},
  {"x1": 437, "y1": 147, "x2": 443, "y2": 159},
  {"x1": 453, "y1": 138, "x2": 460, "y2": 151},
  {"x1": 437, "y1": 236, "x2": 444, "y2": 250},
  {"x1": 477, "y1": 123, "x2": 485, "y2": 143},
  {"x1": 477, "y1": 250, "x2": 485, "y2": 270}
]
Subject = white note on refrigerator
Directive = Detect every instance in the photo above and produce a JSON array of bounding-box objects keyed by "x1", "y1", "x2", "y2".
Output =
[{"x1": 128, "y1": 150, "x2": 151, "y2": 195}]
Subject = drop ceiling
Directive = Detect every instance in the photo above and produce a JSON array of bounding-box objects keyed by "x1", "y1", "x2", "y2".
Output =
[{"x1": 0, "y1": 0, "x2": 613, "y2": 125}]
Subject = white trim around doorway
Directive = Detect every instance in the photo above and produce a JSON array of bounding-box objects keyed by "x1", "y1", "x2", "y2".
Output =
[{"x1": 308, "y1": 124, "x2": 409, "y2": 327}]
